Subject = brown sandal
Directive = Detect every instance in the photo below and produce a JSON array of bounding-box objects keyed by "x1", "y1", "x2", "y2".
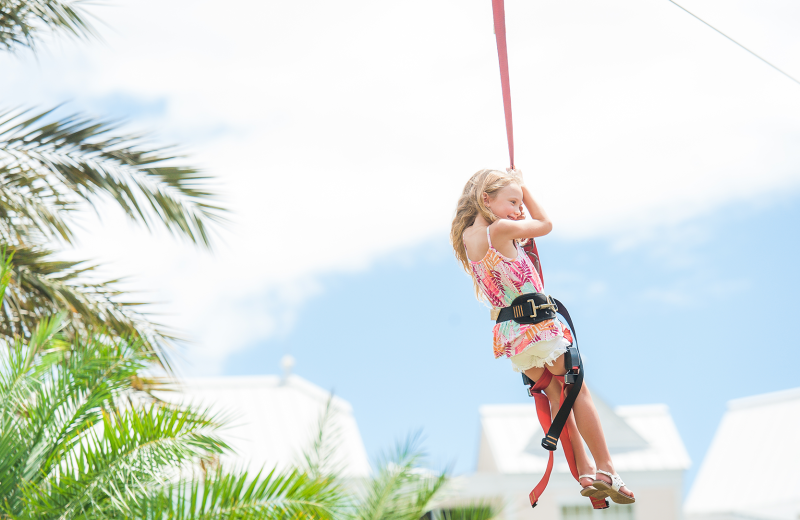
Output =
[
  {"x1": 579, "y1": 474, "x2": 607, "y2": 499},
  {"x1": 592, "y1": 470, "x2": 635, "y2": 504}
]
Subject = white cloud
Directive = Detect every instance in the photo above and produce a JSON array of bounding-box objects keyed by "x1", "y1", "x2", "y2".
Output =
[{"x1": 2, "y1": 0, "x2": 799, "y2": 374}]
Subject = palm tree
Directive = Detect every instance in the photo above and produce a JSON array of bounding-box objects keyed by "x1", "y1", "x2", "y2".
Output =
[
  {"x1": 0, "y1": 2, "x2": 226, "y2": 367},
  {"x1": 0, "y1": 255, "x2": 343, "y2": 520}
]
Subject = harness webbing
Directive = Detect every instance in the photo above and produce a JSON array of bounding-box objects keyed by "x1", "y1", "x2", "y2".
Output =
[
  {"x1": 515, "y1": 260, "x2": 605, "y2": 508},
  {"x1": 525, "y1": 300, "x2": 606, "y2": 509},
  {"x1": 543, "y1": 299, "x2": 583, "y2": 449},
  {"x1": 491, "y1": 0, "x2": 515, "y2": 169}
]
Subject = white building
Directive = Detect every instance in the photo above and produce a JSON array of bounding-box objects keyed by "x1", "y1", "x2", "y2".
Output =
[
  {"x1": 168, "y1": 357, "x2": 371, "y2": 478},
  {"x1": 440, "y1": 395, "x2": 690, "y2": 520},
  {"x1": 684, "y1": 387, "x2": 800, "y2": 520}
]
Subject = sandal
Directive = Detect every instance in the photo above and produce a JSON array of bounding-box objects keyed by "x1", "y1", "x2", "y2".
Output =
[
  {"x1": 578, "y1": 474, "x2": 607, "y2": 499},
  {"x1": 593, "y1": 469, "x2": 635, "y2": 504}
]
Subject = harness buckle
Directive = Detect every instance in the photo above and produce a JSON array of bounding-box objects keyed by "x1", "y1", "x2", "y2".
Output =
[
  {"x1": 527, "y1": 298, "x2": 538, "y2": 318},
  {"x1": 527, "y1": 295, "x2": 558, "y2": 319}
]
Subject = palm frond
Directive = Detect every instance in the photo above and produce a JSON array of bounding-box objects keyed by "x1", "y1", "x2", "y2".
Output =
[
  {"x1": 0, "y1": 108, "x2": 227, "y2": 248},
  {"x1": 1, "y1": 337, "x2": 227, "y2": 519},
  {"x1": 0, "y1": 244, "x2": 13, "y2": 300},
  {"x1": 429, "y1": 504, "x2": 498, "y2": 520},
  {"x1": 301, "y1": 394, "x2": 346, "y2": 480},
  {"x1": 0, "y1": 244, "x2": 177, "y2": 369},
  {"x1": 21, "y1": 406, "x2": 227, "y2": 519},
  {"x1": 352, "y1": 432, "x2": 449, "y2": 520},
  {"x1": 0, "y1": 0, "x2": 95, "y2": 53},
  {"x1": 133, "y1": 467, "x2": 344, "y2": 520}
]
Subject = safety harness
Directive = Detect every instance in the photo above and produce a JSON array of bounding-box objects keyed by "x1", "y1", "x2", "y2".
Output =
[{"x1": 494, "y1": 241, "x2": 609, "y2": 510}]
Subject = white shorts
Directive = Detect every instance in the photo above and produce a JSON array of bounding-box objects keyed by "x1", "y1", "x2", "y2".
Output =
[{"x1": 508, "y1": 335, "x2": 571, "y2": 373}]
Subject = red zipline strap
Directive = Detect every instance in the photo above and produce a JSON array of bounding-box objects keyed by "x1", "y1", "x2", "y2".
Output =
[
  {"x1": 527, "y1": 374, "x2": 608, "y2": 509},
  {"x1": 491, "y1": 0, "x2": 515, "y2": 169}
]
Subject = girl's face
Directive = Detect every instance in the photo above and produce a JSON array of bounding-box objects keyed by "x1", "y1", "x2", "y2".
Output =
[{"x1": 484, "y1": 183, "x2": 524, "y2": 220}]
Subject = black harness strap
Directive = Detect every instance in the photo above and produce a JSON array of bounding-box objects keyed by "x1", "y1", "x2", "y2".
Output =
[
  {"x1": 529, "y1": 298, "x2": 584, "y2": 451},
  {"x1": 498, "y1": 293, "x2": 584, "y2": 451}
]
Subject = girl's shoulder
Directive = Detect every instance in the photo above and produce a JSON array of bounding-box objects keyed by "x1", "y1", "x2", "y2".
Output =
[{"x1": 463, "y1": 224, "x2": 491, "y2": 262}]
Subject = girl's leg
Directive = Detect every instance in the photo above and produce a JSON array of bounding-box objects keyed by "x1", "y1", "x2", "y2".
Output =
[
  {"x1": 541, "y1": 357, "x2": 634, "y2": 498},
  {"x1": 523, "y1": 367, "x2": 595, "y2": 489},
  {"x1": 570, "y1": 382, "x2": 633, "y2": 497}
]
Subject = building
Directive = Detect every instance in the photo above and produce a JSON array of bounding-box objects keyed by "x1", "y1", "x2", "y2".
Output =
[
  {"x1": 684, "y1": 387, "x2": 800, "y2": 520},
  {"x1": 440, "y1": 395, "x2": 690, "y2": 520},
  {"x1": 167, "y1": 356, "x2": 370, "y2": 478}
]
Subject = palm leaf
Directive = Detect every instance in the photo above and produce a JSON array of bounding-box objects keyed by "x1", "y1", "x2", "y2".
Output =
[
  {"x1": 1, "y1": 333, "x2": 228, "y2": 519},
  {"x1": 301, "y1": 395, "x2": 346, "y2": 480},
  {"x1": 351, "y1": 433, "x2": 448, "y2": 520},
  {"x1": 429, "y1": 504, "x2": 498, "y2": 520},
  {"x1": 0, "y1": 244, "x2": 177, "y2": 369},
  {"x1": 133, "y1": 467, "x2": 344, "y2": 520},
  {"x1": 0, "y1": 108, "x2": 227, "y2": 248},
  {"x1": 0, "y1": 0, "x2": 95, "y2": 53}
]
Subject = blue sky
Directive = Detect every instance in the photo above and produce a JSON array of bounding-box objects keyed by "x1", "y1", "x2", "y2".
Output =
[{"x1": 225, "y1": 189, "x2": 800, "y2": 492}]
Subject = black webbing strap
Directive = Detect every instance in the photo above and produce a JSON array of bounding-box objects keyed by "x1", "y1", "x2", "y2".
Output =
[{"x1": 540, "y1": 298, "x2": 584, "y2": 451}]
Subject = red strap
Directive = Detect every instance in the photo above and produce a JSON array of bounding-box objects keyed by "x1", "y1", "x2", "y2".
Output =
[
  {"x1": 590, "y1": 496, "x2": 610, "y2": 510},
  {"x1": 491, "y1": 0, "x2": 515, "y2": 169},
  {"x1": 527, "y1": 374, "x2": 584, "y2": 508},
  {"x1": 522, "y1": 238, "x2": 544, "y2": 284}
]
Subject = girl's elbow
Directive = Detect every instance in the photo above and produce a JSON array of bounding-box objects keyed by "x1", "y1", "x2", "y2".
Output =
[{"x1": 541, "y1": 219, "x2": 553, "y2": 235}]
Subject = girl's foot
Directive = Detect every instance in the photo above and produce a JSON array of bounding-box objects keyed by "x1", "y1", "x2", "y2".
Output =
[{"x1": 593, "y1": 470, "x2": 635, "y2": 504}]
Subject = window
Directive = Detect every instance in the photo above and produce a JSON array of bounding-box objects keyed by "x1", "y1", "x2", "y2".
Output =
[{"x1": 560, "y1": 503, "x2": 634, "y2": 520}]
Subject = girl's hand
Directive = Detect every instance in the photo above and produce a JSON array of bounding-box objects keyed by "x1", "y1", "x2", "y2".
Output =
[{"x1": 506, "y1": 167, "x2": 525, "y2": 187}]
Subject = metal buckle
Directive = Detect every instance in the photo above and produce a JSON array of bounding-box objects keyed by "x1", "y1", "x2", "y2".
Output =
[
  {"x1": 527, "y1": 298, "x2": 538, "y2": 318},
  {"x1": 527, "y1": 295, "x2": 558, "y2": 319}
]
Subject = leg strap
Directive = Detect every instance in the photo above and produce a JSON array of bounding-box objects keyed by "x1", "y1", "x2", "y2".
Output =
[
  {"x1": 541, "y1": 298, "x2": 583, "y2": 451},
  {"x1": 524, "y1": 298, "x2": 597, "y2": 509}
]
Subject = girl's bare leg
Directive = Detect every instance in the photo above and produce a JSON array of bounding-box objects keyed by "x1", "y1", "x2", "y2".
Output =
[
  {"x1": 523, "y1": 367, "x2": 595, "y2": 489},
  {"x1": 529, "y1": 360, "x2": 634, "y2": 498}
]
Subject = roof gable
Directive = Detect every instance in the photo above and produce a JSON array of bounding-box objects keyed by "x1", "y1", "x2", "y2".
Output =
[
  {"x1": 164, "y1": 374, "x2": 371, "y2": 478},
  {"x1": 685, "y1": 387, "x2": 800, "y2": 520}
]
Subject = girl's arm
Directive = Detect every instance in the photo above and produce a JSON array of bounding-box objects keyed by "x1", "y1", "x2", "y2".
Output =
[{"x1": 493, "y1": 181, "x2": 553, "y2": 241}]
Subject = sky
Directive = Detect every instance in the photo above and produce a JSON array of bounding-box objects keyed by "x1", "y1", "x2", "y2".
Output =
[{"x1": 2, "y1": 0, "x2": 800, "y2": 495}]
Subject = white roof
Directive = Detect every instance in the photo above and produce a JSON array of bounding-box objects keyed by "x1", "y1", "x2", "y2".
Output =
[
  {"x1": 477, "y1": 395, "x2": 690, "y2": 474},
  {"x1": 685, "y1": 387, "x2": 800, "y2": 520},
  {"x1": 163, "y1": 374, "x2": 371, "y2": 478}
]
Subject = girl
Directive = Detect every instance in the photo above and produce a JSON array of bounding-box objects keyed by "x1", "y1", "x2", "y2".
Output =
[{"x1": 451, "y1": 168, "x2": 635, "y2": 504}]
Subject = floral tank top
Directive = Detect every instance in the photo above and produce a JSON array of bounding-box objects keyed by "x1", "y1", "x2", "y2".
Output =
[{"x1": 467, "y1": 226, "x2": 566, "y2": 359}]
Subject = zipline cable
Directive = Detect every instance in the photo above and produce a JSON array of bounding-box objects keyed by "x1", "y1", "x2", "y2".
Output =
[
  {"x1": 668, "y1": 0, "x2": 800, "y2": 87},
  {"x1": 491, "y1": 0, "x2": 515, "y2": 169}
]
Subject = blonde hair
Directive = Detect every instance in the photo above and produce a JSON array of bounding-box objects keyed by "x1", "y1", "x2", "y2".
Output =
[{"x1": 450, "y1": 168, "x2": 520, "y2": 298}]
